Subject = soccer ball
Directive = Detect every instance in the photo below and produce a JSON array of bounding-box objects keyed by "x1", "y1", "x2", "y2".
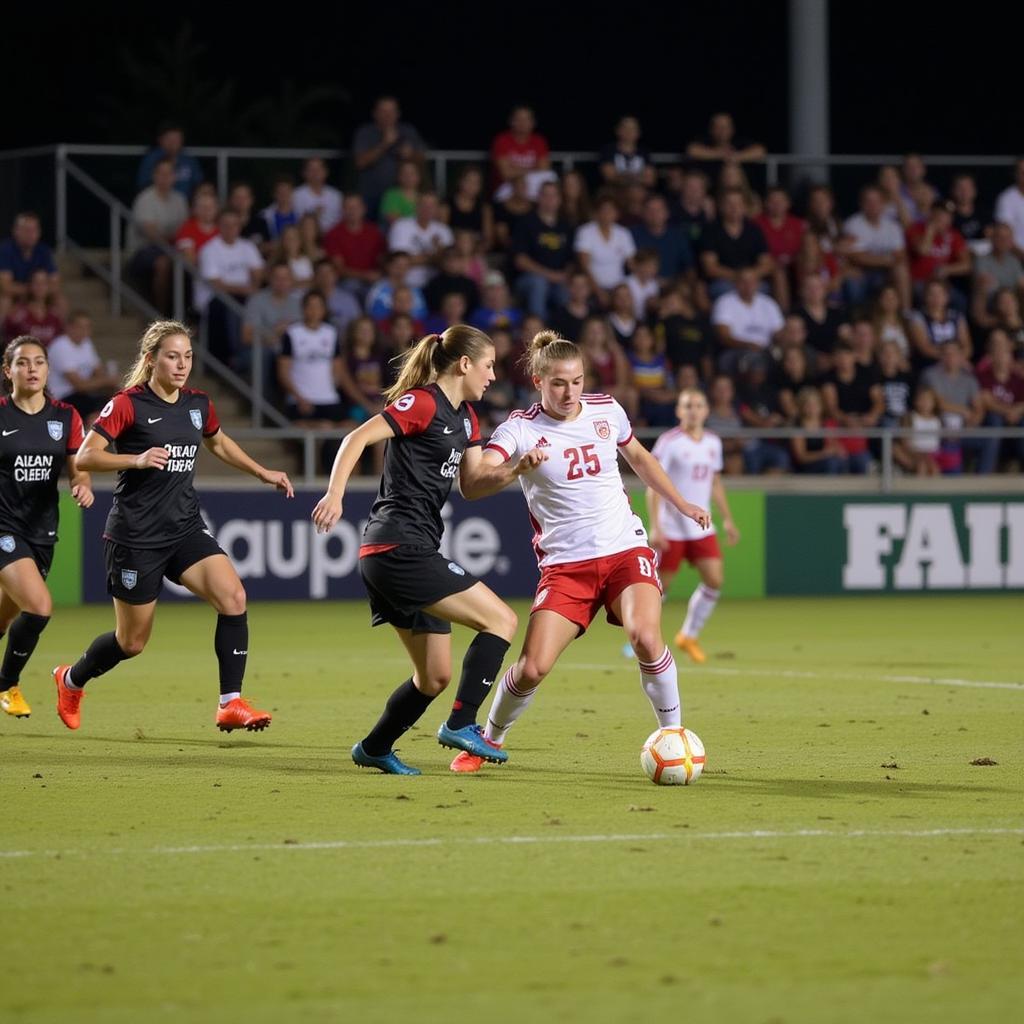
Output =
[{"x1": 640, "y1": 727, "x2": 706, "y2": 785}]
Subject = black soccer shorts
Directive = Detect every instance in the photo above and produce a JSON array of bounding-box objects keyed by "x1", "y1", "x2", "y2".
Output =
[
  {"x1": 104, "y1": 528, "x2": 226, "y2": 604},
  {"x1": 0, "y1": 533, "x2": 55, "y2": 579}
]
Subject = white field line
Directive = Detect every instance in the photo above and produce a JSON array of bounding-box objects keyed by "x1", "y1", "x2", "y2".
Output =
[{"x1": 2, "y1": 827, "x2": 1022, "y2": 860}]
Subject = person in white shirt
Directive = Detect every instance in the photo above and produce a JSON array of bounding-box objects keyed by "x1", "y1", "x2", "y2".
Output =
[
  {"x1": 711, "y1": 266, "x2": 785, "y2": 372},
  {"x1": 46, "y1": 312, "x2": 120, "y2": 421},
  {"x1": 994, "y1": 158, "x2": 1024, "y2": 259},
  {"x1": 292, "y1": 157, "x2": 343, "y2": 233},
  {"x1": 574, "y1": 194, "x2": 637, "y2": 303},
  {"x1": 276, "y1": 290, "x2": 345, "y2": 425},
  {"x1": 128, "y1": 159, "x2": 189, "y2": 314},
  {"x1": 842, "y1": 184, "x2": 911, "y2": 308},
  {"x1": 387, "y1": 192, "x2": 454, "y2": 289},
  {"x1": 448, "y1": 329, "x2": 709, "y2": 772}
]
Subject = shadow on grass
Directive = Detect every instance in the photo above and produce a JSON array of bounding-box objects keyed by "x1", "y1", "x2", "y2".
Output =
[{"x1": 700, "y1": 774, "x2": 1015, "y2": 799}]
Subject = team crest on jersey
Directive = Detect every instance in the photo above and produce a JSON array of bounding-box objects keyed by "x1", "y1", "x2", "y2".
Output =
[
  {"x1": 447, "y1": 561, "x2": 466, "y2": 576},
  {"x1": 533, "y1": 587, "x2": 549, "y2": 608},
  {"x1": 121, "y1": 569, "x2": 138, "y2": 590},
  {"x1": 463, "y1": 417, "x2": 471, "y2": 439},
  {"x1": 46, "y1": 420, "x2": 64, "y2": 441},
  {"x1": 0, "y1": 535, "x2": 14, "y2": 553},
  {"x1": 594, "y1": 419, "x2": 611, "y2": 440},
  {"x1": 190, "y1": 409, "x2": 203, "y2": 430}
]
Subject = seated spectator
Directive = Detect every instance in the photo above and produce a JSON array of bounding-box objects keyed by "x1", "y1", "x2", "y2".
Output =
[
  {"x1": 705, "y1": 374, "x2": 745, "y2": 474},
  {"x1": 920, "y1": 341, "x2": 988, "y2": 473},
  {"x1": 821, "y1": 344, "x2": 884, "y2": 474},
  {"x1": 312, "y1": 259, "x2": 361, "y2": 336},
  {"x1": 425, "y1": 292, "x2": 468, "y2": 336},
  {"x1": 791, "y1": 386, "x2": 846, "y2": 474},
  {"x1": 628, "y1": 324, "x2": 676, "y2": 426},
  {"x1": 277, "y1": 290, "x2": 346, "y2": 424},
  {"x1": 45, "y1": 312, "x2": 118, "y2": 423},
  {"x1": 424, "y1": 247, "x2": 480, "y2": 314},
  {"x1": 775, "y1": 344, "x2": 814, "y2": 422},
  {"x1": 491, "y1": 105, "x2": 550, "y2": 196},
  {"x1": 716, "y1": 161, "x2": 761, "y2": 217},
  {"x1": 477, "y1": 327, "x2": 518, "y2": 425},
  {"x1": 376, "y1": 285, "x2": 425, "y2": 337},
  {"x1": 908, "y1": 279, "x2": 971, "y2": 369},
  {"x1": 272, "y1": 224, "x2": 314, "y2": 288},
  {"x1": 574, "y1": 194, "x2": 637, "y2": 304},
  {"x1": 299, "y1": 213, "x2": 325, "y2": 266},
  {"x1": 3, "y1": 269, "x2": 64, "y2": 345},
  {"x1": 849, "y1": 319, "x2": 880, "y2": 372},
  {"x1": 382, "y1": 312, "x2": 417, "y2": 368},
  {"x1": 699, "y1": 189, "x2": 772, "y2": 300},
  {"x1": 656, "y1": 284, "x2": 714, "y2": 384},
  {"x1": 227, "y1": 182, "x2": 270, "y2": 250},
  {"x1": 511, "y1": 181, "x2": 574, "y2": 317},
  {"x1": 876, "y1": 339, "x2": 914, "y2": 426},
  {"x1": 895, "y1": 387, "x2": 942, "y2": 476},
  {"x1": 950, "y1": 173, "x2": 990, "y2": 255},
  {"x1": 711, "y1": 266, "x2": 785, "y2": 373},
  {"x1": 607, "y1": 283, "x2": 638, "y2": 348},
  {"x1": 560, "y1": 170, "x2": 592, "y2": 231},
  {"x1": 971, "y1": 223, "x2": 1024, "y2": 327},
  {"x1": 686, "y1": 112, "x2": 766, "y2": 177},
  {"x1": 900, "y1": 153, "x2": 937, "y2": 224},
  {"x1": 379, "y1": 159, "x2": 423, "y2": 226},
  {"x1": 624, "y1": 249, "x2": 660, "y2": 319},
  {"x1": 196, "y1": 210, "x2": 265, "y2": 366},
  {"x1": 494, "y1": 176, "x2": 534, "y2": 251},
  {"x1": 292, "y1": 157, "x2": 343, "y2": 233},
  {"x1": 977, "y1": 329, "x2": 1024, "y2": 468},
  {"x1": 631, "y1": 193, "x2": 693, "y2": 283},
  {"x1": 443, "y1": 165, "x2": 494, "y2": 252},
  {"x1": 799, "y1": 184, "x2": 849, "y2": 296},
  {"x1": 579, "y1": 316, "x2": 636, "y2": 418},
  {"x1": 796, "y1": 274, "x2": 851, "y2": 373},
  {"x1": 876, "y1": 165, "x2": 914, "y2": 228},
  {"x1": 127, "y1": 158, "x2": 188, "y2": 314},
  {"x1": 988, "y1": 287, "x2": 1024, "y2": 356},
  {"x1": 352, "y1": 96, "x2": 426, "y2": 218},
  {"x1": 241, "y1": 262, "x2": 302, "y2": 379},
  {"x1": 0, "y1": 212, "x2": 60, "y2": 318},
  {"x1": 906, "y1": 200, "x2": 970, "y2": 306},
  {"x1": 870, "y1": 284, "x2": 912, "y2": 368},
  {"x1": 735, "y1": 356, "x2": 791, "y2": 474},
  {"x1": 387, "y1": 192, "x2": 454, "y2": 289},
  {"x1": 135, "y1": 121, "x2": 203, "y2": 198},
  {"x1": 469, "y1": 272, "x2": 522, "y2": 334},
  {"x1": 453, "y1": 229, "x2": 488, "y2": 288},
  {"x1": 261, "y1": 176, "x2": 299, "y2": 245},
  {"x1": 174, "y1": 189, "x2": 219, "y2": 268},
  {"x1": 323, "y1": 194, "x2": 386, "y2": 300},
  {"x1": 754, "y1": 186, "x2": 805, "y2": 311},
  {"x1": 620, "y1": 182, "x2": 649, "y2": 230},
  {"x1": 338, "y1": 315, "x2": 387, "y2": 422},
  {"x1": 599, "y1": 115, "x2": 656, "y2": 189},
  {"x1": 549, "y1": 271, "x2": 596, "y2": 343},
  {"x1": 366, "y1": 251, "x2": 427, "y2": 325},
  {"x1": 667, "y1": 168, "x2": 714, "y2": 249},
  {"x1": 842, "y1": 185, "x2": 911, "y2": 309}
]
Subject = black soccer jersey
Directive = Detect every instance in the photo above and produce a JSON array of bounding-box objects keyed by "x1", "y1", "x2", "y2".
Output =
[
  {"x1": 92, "y1": 384, "x2": 220, "y2": 549},
  {"x1": 0, "y1": 396, "x2": 83, "y2": 543},
  {"x1": 362, "y1": 384, "x2": 482, "y2": 549}
]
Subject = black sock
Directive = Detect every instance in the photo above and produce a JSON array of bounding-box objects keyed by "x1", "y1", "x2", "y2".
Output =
[
  {"x1": 0, "y1": 613, "x2": 50, "y2": 687},
  {"x1": 70, "y1": 632, "x2": 131, "y2": 687},
  {"x1": 446, "y1": 632, "x2": 511, "y2": 730},
  {"x1": 362, "y1": 678, "x2": 435, "y2": 756},
  {"x1": 214, "y1": 613, "x2": 248, "y2": 697}
]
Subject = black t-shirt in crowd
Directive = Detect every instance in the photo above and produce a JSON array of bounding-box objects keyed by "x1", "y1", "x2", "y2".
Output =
[
  {"x1": 878, "y1": 369, "x2": 913, "y2": 419},
  {"x1": 953, "y1": 206, "x2": 989, "y2": 245},
  {"x1": 92, "y1": 384, "x2": 221, "y2": 548},
  {"x1": 598, "y1": 143, "x2": 652, "y2": 179},
  {"x1": 363, "y1": 383, "x2": 482, "y2": 550},
  {"x1": 797, "y1": 303, "x2": 848, "y2": 356},
  {"x1": 657, "y1": 314, "x2": 713, "y2": 371},
  {"x1": 511, "y1": 213, "x2": 574, "y2": 272},
  {"x1": 699, "y1": 219, "x2": 768, "y2": 272},
  {"x1": 423, "y1": 272, "x2": 480, "y2": 315},
  {"x1": 0, "y1": 396, "x2": 83, "y2": 544},
  {"x1": 827, "y1": 366, "x2": 878, "y2": 415}
]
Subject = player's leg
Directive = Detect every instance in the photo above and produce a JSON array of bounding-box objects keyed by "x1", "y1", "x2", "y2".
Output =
[
  {"x1": 0, "y1": 559, "x2": 52, "y2": 718},
  {"x1": 677, "y1": 556, "x2": 724, "y2": 664}
]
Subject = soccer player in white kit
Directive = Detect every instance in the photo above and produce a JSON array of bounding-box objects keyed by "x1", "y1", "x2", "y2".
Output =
[
  {"x1": 648, "y1": 388, "x2": 739, "y2": 664},
  {"x1": 451, "y1": 331, "x2": 709, "y2": 771}
]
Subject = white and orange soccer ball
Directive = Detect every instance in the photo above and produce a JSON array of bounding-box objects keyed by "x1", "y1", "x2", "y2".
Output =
[{"x1": 640, "y1": 727, "x2": 705, "y2": 785}]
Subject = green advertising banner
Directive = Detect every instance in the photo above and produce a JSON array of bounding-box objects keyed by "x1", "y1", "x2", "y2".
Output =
[
  {"x1": 48, "y1": 492, "x2": 83, "y2": 606},
  {"x1": 766, "y1": 494, "x2": 1024, "y2": 594}
]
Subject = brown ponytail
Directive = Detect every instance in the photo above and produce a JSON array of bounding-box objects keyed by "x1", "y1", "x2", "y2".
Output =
[
  {"x1": 384, "y1": 324, "x2": 493, "y2": 404},
  {"x1": 522, "y1": 329, "x2": 584, "y2": 379}
]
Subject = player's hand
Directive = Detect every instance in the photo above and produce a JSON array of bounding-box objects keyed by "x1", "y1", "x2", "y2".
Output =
[
  {"x1": 724, "y1": 518, "x2": 740, "y2": 545},
  {"x1": 513, "y1": 447, "x2": 549, "y2": 476},
  {"x1": 71, "y1": 483, "x2": 94, "y2": 509},
  {"x1": 263, "y1": 469, "x2": 295, "y2": 498},
  {"x1": 135, "y1": 447, "x2": 169, "y2": 470},
  {"x1": 312, "y1": 492, "x2": 343, "y2": 534},
  {"x1": 683, "y1": 502, "x2": 711, "y2": 530}
]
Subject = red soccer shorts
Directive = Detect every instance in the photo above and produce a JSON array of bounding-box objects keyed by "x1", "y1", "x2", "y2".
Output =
[{"x1": 657, "y1": 534, "x2": 722, "y2": 573}]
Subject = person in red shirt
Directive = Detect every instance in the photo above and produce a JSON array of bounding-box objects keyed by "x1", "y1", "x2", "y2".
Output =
[
  {"x1": 906, "y1": 200, "x2": 971, "y2": 307},
  {"x1": 3, "y1": 269, "x2": 63, "y2": 345},
  {"x1": 490, "y1": 106, "x2": 550, "y2": 193},
  {"x1": 174, "y1": 189, "x2": 219, "y2": 267},
  {"x1": 323, "y1": 195, "x2": 386, "y2": 302},
  {"x1": 754, "y1": 186, "x2": 805, "y2": 312}
]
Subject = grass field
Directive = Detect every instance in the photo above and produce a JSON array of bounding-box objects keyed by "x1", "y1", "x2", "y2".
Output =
[{"x1": 2, "y1": 595, "x2": 1022, "y2": 1024}]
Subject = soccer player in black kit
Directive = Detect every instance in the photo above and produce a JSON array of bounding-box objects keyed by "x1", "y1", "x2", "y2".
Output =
[
  {"x1": 312, "y1": 325, "x2": 546, "y2": 775},
  {"x1": 52, "y1": 320, "x2": 294, "y2": 731},
  {"x1": 0, "y1": 337, "x2": 93, "y2": 719}
]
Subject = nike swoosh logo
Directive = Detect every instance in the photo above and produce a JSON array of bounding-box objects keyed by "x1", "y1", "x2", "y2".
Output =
[
  {"x1": 12, "y1": 650, "x2": 28, "y2": 657},
  {"x1": 233, "y1": 649, "x2": 248, "y2": 656},
  {"x1": 47, "y1": 531, "x2": 56, "y2": 536},
  {"x1": 481, "y1": 678, "x2": 493, "y2": 688},
  {"x1": 147, "y1": 417, "x2": 162, "y2": 424},
  {"x1": 443, "y1": 426, "x2": 455, "y2": 434},
  {"x1": 2, "y1": 429, "x2": 17, "y2": 436}
]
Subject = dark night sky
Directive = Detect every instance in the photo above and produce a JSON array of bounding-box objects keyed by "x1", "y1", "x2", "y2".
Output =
[{"x1": 4, "y1": 1, "x2": 1019, "y2": 156}]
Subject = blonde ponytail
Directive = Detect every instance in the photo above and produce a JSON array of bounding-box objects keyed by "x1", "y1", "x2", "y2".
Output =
[{"x1": 383, "y1": 324, "x2": 494, "y2": 404}]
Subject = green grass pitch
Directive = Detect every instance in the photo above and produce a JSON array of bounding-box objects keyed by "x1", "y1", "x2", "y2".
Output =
[{"x1": 2, "y1": 595, "x2": 1022, "y2": 1023}]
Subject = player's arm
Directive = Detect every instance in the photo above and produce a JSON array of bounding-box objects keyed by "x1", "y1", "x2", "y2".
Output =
[
  {"x1": 645, "y1": 486, "x2": 667, "y2": 553},
  {"x1": 711, "y1": 473, "x2": 739, "y2": 544},
  {"x1": 74, "y1": 429, "x2": 169, "y2": 473},
  {"x1": 203, "y1": 429, "x2": 294, "y2": 496},
  {"x1": 459, "y1": 445, "x2": 548, "y2": 500},
  {"x1": 620, "y1": 436, "x2": 709, "y2": 529},
  {"x1": 312, "y1": 415, "x2": 394, "y2": 532},
  {"x1": 65, "y1": 454, "x2": 94, "y2": 509}
]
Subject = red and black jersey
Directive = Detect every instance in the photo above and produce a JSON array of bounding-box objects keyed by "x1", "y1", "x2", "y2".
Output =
[
  {"x1": 363, "y1": 383, "x2": 482, "y2": 549},
  {"x1": 92, "y1": 383, "x2": 220, "y2": 548},
  {"x1": 0, "y1": 395, "x2": 83, "y2": 544}
]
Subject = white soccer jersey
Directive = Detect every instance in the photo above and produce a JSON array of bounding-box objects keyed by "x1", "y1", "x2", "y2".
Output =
[
  {"x1": 487, "y1": 395, "x2": 648, "y2": 567},
  {"x1": 651, "y1": 428, "x2": 722, "y2": 540}
]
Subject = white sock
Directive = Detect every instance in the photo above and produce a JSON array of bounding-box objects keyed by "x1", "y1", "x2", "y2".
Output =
[
  {"x1": 638, "y1": 647, "x2": 681, "y2": 727},
  {"x1": 219, "y1": 691, "x2": 240, "y2": 706},
  {"x1": 64, "y1": 668, "x2": 82, "y2": 691},
  {"x1": 484, "y1": 666, "x2": 537, "y2": 745},
  {"x1": 682, "y1": 584, "x2": 720, "y2": 639}
]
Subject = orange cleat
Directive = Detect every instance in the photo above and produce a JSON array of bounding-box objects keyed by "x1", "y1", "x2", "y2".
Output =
[
  {"x1": 216, "y1": 697, "x2": 271, "y2": 732},
  {"x1": 449, "y1": 740, "x2": 502, "y2": 773},
  {"x1": 674, "y1": 633, "x2": 706, "y2": 664},
  {"x1": 52, "y1": 666, "x2": 84, "y2": 730}
]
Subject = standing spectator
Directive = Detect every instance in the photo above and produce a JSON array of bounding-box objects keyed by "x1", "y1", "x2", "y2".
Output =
[
  {"x1": 135, "y1": 121, "x2": 203, "y2": 198},
  {"x1": 800, "y1": 184, "x2": 848, "y2": 295},
  {"x1": 227, "y1": 182, "x2": 270, "y2": 250},
  {"x1": 630, "y1": 193, "x2": 693, "y2": 283},
  {"x1": 871, "y1": 284, "x2": 912, "y2": 368},
  {"x1": 574, "y1": 194, "x2": 637, "y2": 304},
  {"x1": 876, "y1": 338, "x2": 914, "y2": 426},
  {"x1": 494, "y1": 176, "x2": 534, "y2": 251},
  {"x1": 790, "y1": 386, "x2": 847, "y2": 475},
  {"x1": 668, "y1": 169, "x2": 714, "y2": 250},
  {"x1": 127, "y1": 159, "x2": 188, "y2": 314},
  {"x1": 313, "y1": 259, "x2": 361, "y2": 336},
  {"x1": 705, "y1": 374, "x2": 745, "y2": 475},
  {"x1": 908, "y1": 279, "x2": 972, "y2": 368},
  {"x1": 379, "y1": 160, "x2": 423, "y2": 226},
  {"x1": 3, "y1": 269, "x2": 65, "y2": 345},
  {"x1": 900, "y1": 153, "x2": 937, "y2": 224},
  {"x1": 423, "y1": 247, "x2": 480, "y2": 314},
  {"x1": 710, "y1": 266, "x2": 784, "y2": 372},
  {"x1": 352, "y1": 96, "x2": 426, "y2": 217},
  {"x1": 241, "y1": 262, "x2": 302, "y2": 379},
  {"x1": 174, "y1": 189, "x2": 219, "y2": 268},
  {"x1": 511, "y1": 180, "x2": 574, "y2": 317},
  {"x1": 686, "y1": 112, "x2": 766, "y2": 178},
  {"x1": 261, "y1": 176, "x2": 298, "y2": 245},
  {"x1": 754, "y1": 186, "x2": 806, "y2": 311},
  {"x1": 322, "y1": 194, "x2": 386, "y2": 300},
  {"x1": 971, "y1": 223, "x2": 1024, "y2": 326},
  {"x1": 468, "y1": 272, "x2": 522, "y2": 334},
  {"x1": 365, "y1": 252, "x2": 427, "y2": 324},
  {"x1": 490, "y1": 105, "x2": 550, "y2": 194},
  {"x1": 46, "y1": 312, "x2": 119, "y2": 422},
  {"x1": 442, "y1": 165, "x2": 494, "y2": 252},
  {"x1": 842, "y1": 185, "x2": 911, "y2": 309},
  {"x1": 0, "y1": 212, "x2": 60, "y2": 317},
  {"x1": 292, "y1": 157, "x2": 342, "y2": 233},
  {"x1": 821, "y1": 344, "x2": 884, "y2": 474},
  {"x1": 920, "y1": 341, "x2": 988, "y2": 473},
  {"x1": 387, "y1": 192, "x2": 454, "y2": 289},
  {"x1": 994, "y1": 157, "x2": 1024, "y2": 259},
  {"x1": 796, "y1": 274, "x2": 851, "y2": 373},
  {"x1": 699, "y1": 189, "x2": 772, "y2": 299},
  {"x1": 977, "y1": 329, "x2": 1024, "y2": 468},
  {"x1": 656, "y1": 285, "x2": 714, "y2": 384},
  {"x1": 624, "y1": 249, "x2": 660, "y2": 319},
  {"x1": 599, "y1": 115, "x2": 656, "y2": 189},
  {"x1": 560, "y1": 170, "x2": 592, "y2": 231},
  {"x1": 906, "y1": 200, "x2": 970, "y2": 304},
  {"x1": 950, "y1": 174, "x2": 990, "y2": 254},
  {"x1": 549, "y1": 271, "x2": 596, "y2": 343}
]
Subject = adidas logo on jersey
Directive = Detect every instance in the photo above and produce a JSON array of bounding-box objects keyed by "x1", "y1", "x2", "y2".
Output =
[{"x1": 535, "y1": 436, "x2": 551, "y2": 448}]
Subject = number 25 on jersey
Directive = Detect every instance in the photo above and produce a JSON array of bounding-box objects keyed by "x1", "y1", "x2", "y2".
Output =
[{"x1": 564, "y1": 444, "x2": 602, "y2": 481}]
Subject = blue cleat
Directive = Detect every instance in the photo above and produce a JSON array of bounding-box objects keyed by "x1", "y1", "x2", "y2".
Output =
[
  {"x1": 436, "y1": 722, "x2": 508, "y2": 763},
  {"x1": 351, "y1": 741, "x2": 421, "y2": 775},
  {"x1": 622, "y1": 642, "x2": 635, "y2": 658}
]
